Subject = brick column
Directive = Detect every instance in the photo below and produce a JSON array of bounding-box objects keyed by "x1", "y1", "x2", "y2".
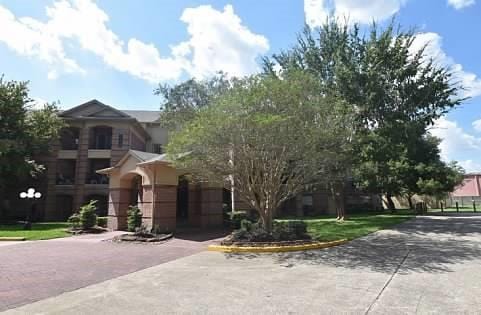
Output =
[
  {"x1": 44, "y1": 142, "x2": 59, "y2": 220},
  {"x1": 107, "y1": 188, "x2": 130, "y2": 230},
  {"x1": 188, "y1": 184, "x2": 201, "y2": 227},
  {"x1": 199, "y1": 186, "x2": 223, "y2": 228},
  {"x1": 73, "y1": 126, "x2": 89, "y2": 211},
  {"x1": 151, "y1": 185, "x2": 177, "y2": 232},
  {"x1": 111, "y1": 127, "x2": 129, "y2": 165}
]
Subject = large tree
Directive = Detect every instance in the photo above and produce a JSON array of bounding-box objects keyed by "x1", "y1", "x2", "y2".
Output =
[
  {"x1": 0, "y1": 77, "x2": 64, "y2": 215},
  {"x1": 167, "y1": 72, "x2": 355, "y2": 232},
  {"x1": 155, "y1": 73, "x2": 232, "y2": 130},
  {"x1": 264, "y1": 20, "x2": 463, "y2": 209}
]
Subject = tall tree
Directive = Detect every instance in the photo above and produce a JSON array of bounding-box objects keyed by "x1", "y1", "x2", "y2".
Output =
[
  {"x1": 0, "y1": 77, "x2": 64, "y2": 216},
  {"x1": 264, "y1": 20, "x2": 463, "y2": 209},
  {"x1": 155, "y1": 72, "x2": 232, "y2": 130},
  {"x1": 167, "y1": 72, "x2": 355, "y2": 232}
]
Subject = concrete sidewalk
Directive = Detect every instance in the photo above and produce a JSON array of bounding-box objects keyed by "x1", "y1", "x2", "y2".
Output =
[{"x1": 5, "y1": 215, "x2": 481, "y2": 314}]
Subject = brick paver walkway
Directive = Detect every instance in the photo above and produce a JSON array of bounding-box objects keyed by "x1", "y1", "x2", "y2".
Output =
[{"x1": 0, "y1": 230, "x2": 227, "y2": 311}]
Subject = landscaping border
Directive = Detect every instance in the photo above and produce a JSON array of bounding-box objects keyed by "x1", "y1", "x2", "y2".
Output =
[{"x1": 208, "y1": 239, "x2": 348, "y2": 253}]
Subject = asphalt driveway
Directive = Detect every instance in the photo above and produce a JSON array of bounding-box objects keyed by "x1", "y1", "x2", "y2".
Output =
[{"x1": 4, "y1": 215, "x2": 481, "y2": 314}]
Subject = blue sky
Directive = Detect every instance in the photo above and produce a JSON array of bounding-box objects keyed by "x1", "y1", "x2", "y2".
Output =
[{"x1": 0, "y1": 0, "x2": 480, "y2": 171}]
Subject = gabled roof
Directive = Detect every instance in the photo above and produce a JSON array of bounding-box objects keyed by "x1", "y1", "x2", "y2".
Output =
[
  {"x1": 121, "y1": 110, "x2": 161, "y2": 123},
  {"x1": 96, "y1": 150, "x2": 169, "y2": 175},
  {"x1": 59, "y1": 99, "x2": 132, "y2": 119}
]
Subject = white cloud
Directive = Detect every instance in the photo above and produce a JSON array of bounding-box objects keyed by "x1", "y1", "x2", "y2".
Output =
[
  {"x1": 431, "y1": 117, "x2": 481, "y2": 162},
  {"x1": 0, "y1": 6, "x2": 85, "y2": 77},
  {"x1": 0, "y1": 1, "x2": 269, "y2": 83},
  {"x1": 174, "y1": 5, "x2": 269, "y2": 79},
  {"x1": 431, "y1": 117, "x2": 481, "y2": 172},
  {"x1": 31, "y1": 97, "x2": 48, "y2": 109},
  {"x1": 458, "y1": 160, "x2": 481, "y2": 173},
  {"x1": 304, "y1": 0, "x2": 407, "y2": 27},
  {"x1": 472, "y1": 119, "x2": 481, "y2": 132},
  {"x1": 448, "y1": 0, "x2": 476, "y2": 9},
  {"x1": 411, "y1": 32, "x2": 481, "y2": 98}
]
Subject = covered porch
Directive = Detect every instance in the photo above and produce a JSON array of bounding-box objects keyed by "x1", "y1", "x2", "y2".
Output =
[{"x1": 97, "y1": 150, "x2": 224, "y2": 232}]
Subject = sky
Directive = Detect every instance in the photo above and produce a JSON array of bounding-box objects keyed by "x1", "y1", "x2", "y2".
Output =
[{"x1": 0, "y1": 0, "x2": 480, "y2": 171}]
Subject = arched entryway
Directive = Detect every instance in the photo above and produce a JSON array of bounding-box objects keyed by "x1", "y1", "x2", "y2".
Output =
[
  {"x1": 109, "y1": 172, "x2": 144, "y2": 230},
  {"x1": 99, "y1": 149, "x2": 224, "y2": 232}
]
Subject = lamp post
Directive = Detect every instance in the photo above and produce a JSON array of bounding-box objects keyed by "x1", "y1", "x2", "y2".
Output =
[{"x1": 19, "y1": 188, "x2": 41, "y2": 230}]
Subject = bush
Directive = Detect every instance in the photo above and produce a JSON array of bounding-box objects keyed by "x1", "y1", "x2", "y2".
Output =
[
  {"x1": 79, "y1": 200, "x2": 98, "y2": 230},
  {"x1": 96, "y1": 216, "x2": 108, "y2": 228},
  {"x1": 224, "y1": 211, "x2": 249, "y2": 228},
  {"x1": 68, "y1": 213, "x2": 80, "y2": 229},
  {"x1": 127, "y1": 205, "x2": 142, "y2": 232},
  {"x1": 230, "y1": 220, "x2": 310, "y2": 243}
]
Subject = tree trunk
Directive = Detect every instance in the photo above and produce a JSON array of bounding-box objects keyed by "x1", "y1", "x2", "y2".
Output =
[
  {"x1": 264, "y1": 208, "x2": 273, "y2": 233},
  {"x1": 407, "y1": 194, "x2": 413, "y2": 210},
  {"x1": 386, "y1": 193, "x2": 396, "y2": 212},
  {"x1": 330, "y1": 182, "x2": 346, "y2": 221}
]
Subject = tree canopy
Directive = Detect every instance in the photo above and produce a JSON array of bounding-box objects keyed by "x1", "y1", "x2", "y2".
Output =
[
  {"x1": 167, "y1": 72, "x2": 355, "y2": 231},
  {"x1": 263, "y1": 20, "x2": 464, "y2": 208},
  {"x1": 0, "y1": 77, "x2": 64, "y2": 213}
]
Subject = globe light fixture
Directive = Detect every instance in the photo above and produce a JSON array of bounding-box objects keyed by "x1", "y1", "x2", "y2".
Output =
[{"x1": 18, "y1": 187, "x2": 42, "y2": 230}]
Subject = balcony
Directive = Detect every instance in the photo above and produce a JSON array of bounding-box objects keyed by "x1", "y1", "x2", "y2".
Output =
[
  {"x1": 59, "y1": 127, "x2": 79, "y2": 150},
  {"x1": 89, "y1": 126, "x2": 112, "y2": 150},
  {"x1": 56, "y1": 160, "x2": 76, "y2": 185},
  {"x1": 86, "y1": 159, "x2": 110, "y2": 185}
]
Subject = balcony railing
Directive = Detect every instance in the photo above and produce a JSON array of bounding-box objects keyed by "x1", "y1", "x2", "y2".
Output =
[
  {"x1": 56, "y1": 174, "x2": 75, "y2": 185},
  {"x1": 86, "y1": 174, "x2": 109, "y2": 185}
]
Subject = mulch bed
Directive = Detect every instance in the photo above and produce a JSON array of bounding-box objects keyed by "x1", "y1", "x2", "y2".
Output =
[
  {"x1": 112, "y1": 233, "x2": 173, "y2": 244},
  {"x1": 68, "y1": 227, "x2": 108, "y2": 235}
]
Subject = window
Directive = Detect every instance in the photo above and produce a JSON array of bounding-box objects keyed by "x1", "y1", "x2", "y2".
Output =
[
  {"x1": 152, "y1": 143, "x2": 163, "y2": 154},
  {"x1": 118, "y1": 134, "x2": 123, "y2": 148}
]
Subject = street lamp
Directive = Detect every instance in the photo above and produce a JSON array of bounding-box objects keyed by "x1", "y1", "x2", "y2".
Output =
[{"x1": 19, "y1": 187, "x2": 42, "y2": 230}]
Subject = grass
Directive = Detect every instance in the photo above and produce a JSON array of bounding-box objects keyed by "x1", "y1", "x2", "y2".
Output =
[
  {"x1": 282, "y1": 213, "x2": 414, "y2": 242},
  {"x1": 0, "y1": 222, "x2": 71, "y2": 240}
]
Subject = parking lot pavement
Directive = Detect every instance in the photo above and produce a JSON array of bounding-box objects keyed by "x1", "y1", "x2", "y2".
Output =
[{"x1": 5, "y1": 215, "x2": 481, "y2": 314}]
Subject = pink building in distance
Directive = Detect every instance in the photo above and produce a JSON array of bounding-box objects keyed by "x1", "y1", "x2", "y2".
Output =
[{"x1": 450, "y1": 174, "x2": 481, "y2": 206}]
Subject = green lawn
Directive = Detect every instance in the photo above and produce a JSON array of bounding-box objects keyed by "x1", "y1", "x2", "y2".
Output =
[
  {"x1": 0, "y1": 222, "x2": 70, "y2": 240},
  {"x1": 283, "y1": 214, "x2": 414, "y2": 242}
]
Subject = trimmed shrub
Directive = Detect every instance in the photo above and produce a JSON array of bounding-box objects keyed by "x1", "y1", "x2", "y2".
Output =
[
  {"x1": 68, "y1": 213, "x2": 80, "y2": 229},
  {"x1": 79, "y1": 200, "x2": 98, "y2": 230},
  {"x1": 96, "y1": 216, "x2": 108, "y2": 228},
  {"x1": 225, "y1": 211, "x2": 249, "y2": 229},
  {"x1": 230, "y1": 220, "x2": 310, "y2": 243},
  {"x1": 127, "y1": 205, "x2": 142, "y2": 232}
]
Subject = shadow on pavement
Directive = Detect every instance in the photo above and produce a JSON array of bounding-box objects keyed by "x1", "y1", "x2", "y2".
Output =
[
  {"x1": 174, "y1": 228, "x2": 231, "y2": 242},
  {"x1": 225, "y1": 215, "x2": 481, "y2": 274}
]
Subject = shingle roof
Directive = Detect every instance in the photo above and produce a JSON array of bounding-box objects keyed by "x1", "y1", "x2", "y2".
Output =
[
  {"x1": 121, "y1": 110, "x2": 161, "y2": 123},
  {"x1": 129, "y1": 150, "x2": 164, "y2": 162}
]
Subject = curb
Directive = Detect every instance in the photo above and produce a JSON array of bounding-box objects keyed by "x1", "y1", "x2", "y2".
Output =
[
  {"x1": 0, "y1": 237, "x2": 26, "y2": 241},
  {"x1": 207, "y1": 239, "x2": 348, "y2": 253}
]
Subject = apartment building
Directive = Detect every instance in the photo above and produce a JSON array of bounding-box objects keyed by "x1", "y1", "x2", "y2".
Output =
[
  {"x1": 25, "y1": 99, "x2": 379, "y2": 231},
  {"x1": 44, "y1": 99, "x2": 166, "y2": 220}
]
